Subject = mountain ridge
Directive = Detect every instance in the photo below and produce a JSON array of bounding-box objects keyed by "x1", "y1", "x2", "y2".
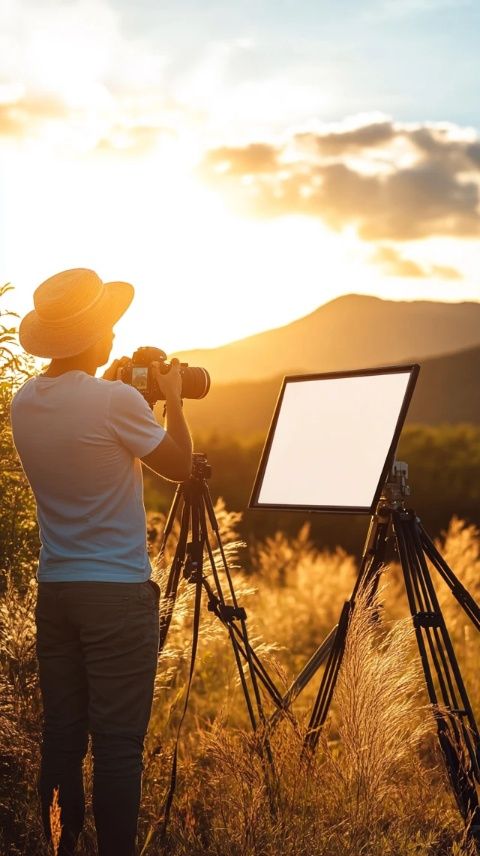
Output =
[{"x1": 175, "y1": 293, "x2": 480, "y2": 384}]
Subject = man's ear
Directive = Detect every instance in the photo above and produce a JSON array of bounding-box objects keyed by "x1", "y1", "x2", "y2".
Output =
[{"x1": 92, "y1": 329, "x2": 115, "y2": 366}]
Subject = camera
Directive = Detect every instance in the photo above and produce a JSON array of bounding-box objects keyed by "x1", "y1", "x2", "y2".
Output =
[{"x1": 121, "y1": 346, "x2": 210, "y2": 406}]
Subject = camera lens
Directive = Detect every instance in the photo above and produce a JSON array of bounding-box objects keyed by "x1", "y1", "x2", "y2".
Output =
[{"x1": 181, "y1": 367, "x2": 211, "y2": 399}]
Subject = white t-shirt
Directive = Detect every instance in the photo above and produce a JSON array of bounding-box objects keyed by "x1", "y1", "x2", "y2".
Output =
[{"x1": 10, "y1": 371, "x2": 166, "y2": 582}]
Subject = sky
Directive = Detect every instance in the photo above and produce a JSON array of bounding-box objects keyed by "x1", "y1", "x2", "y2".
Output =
[{"x1": 1, "y1": 0, "x2": 479, "y2": 356}]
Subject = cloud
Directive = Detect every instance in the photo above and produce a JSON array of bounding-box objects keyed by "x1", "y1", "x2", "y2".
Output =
[
  {"x1": 296, "y1": 120, "x2": 395, "y2": 156},
  {"x1": 200, "y1": 117, "x2": 480, "y2": 241},
  {"x1": 371, "y1": 245, "x2": 463, "y2": 279},
  {"x1": 0, "y1": 0, "x2": 180, "y2": 152},
  {"x1": 0, "y1": 86, "x2": 179, "y2": 154},
  {"x1": 371, "y1": 246, "x2": 428, "y2": 277},
  {"x1": 430, "y1": 263, "x2": 463, "y2": 280},
  {"x1": 0, "y1": 0, "x2": 302, "y2": 152},
  {"x1": 94, "y1": 122, "x2": 177, "y2": 156},
  {"x1": 0, "y1": 90, "x2": 68, "y2": 136},
  {"x1": 202, "y1": 143, "x2": 278, "y2": 175}
]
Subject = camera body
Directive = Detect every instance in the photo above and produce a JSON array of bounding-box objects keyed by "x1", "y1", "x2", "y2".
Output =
[{"x1": 120, "y1": 346, "x2": 210, "y2": 406}]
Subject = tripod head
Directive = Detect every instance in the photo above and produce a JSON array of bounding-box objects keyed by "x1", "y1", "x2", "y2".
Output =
[
  {"x1": 379, "y1": 460, "x2": 410, "y2": 511},
  {"x1": 191, "y1": 452, "x2": 212, "y2": 481}
]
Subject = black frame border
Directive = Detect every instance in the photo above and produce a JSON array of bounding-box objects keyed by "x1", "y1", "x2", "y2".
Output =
[{"x1": 248, "y1": 363, "x2": 420, "y2": 515}]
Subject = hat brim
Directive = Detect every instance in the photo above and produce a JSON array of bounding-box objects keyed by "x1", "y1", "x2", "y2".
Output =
[{"x1": 19, "y1": 281, "x2": 134, "y2": 359}]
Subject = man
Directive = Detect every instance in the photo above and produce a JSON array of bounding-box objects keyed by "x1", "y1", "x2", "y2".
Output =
[{"x1": 10, "y1": 268, "x2": 192, "y2": 856}]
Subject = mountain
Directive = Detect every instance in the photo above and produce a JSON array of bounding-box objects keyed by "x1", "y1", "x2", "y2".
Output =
[
  {"x1": 407, "y1": 344, "x2": 480, "y2": 424},
  {"x1": 182, "y1": 343, "x2": 480, "y2": 437},
  {"x1": 176, "y1": 294, "x2": 480, "y2": 384}
]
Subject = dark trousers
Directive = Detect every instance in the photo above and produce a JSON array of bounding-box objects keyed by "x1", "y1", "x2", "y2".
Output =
[{"x1": 35, "y1": 579, "x2": 160, "y2": 856}]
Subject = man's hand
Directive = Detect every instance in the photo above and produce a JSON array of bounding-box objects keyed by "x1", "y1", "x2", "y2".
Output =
[
  {"x1": 102, "y1": 357, "x2": 129, "y2": 382},
  {"x1": 151, "y1": 358, "x2": 182, "y2": 402},
  {"x1": 142, "y1": 357, "x2": 192, "y2": 481}
]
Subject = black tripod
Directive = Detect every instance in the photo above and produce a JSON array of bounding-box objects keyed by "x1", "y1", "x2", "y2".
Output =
[
  {"x1": 156, "y1": 453, "x2": 284, "y2": 830},
  {"x1": 302, "y1": 461, "x2": 480, "y2": 847},
  {"x1": 157, "y1": 453, "x2": 285, "y2": 722}
]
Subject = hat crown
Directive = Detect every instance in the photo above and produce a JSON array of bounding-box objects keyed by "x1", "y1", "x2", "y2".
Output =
[{"x1": 34, "y1": 269, "x2": 104, "y2": 323}]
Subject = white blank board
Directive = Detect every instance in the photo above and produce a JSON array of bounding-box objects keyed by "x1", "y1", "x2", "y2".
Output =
[{"x1": 253, "y1": 368, "x2": 416, "y2": 512}]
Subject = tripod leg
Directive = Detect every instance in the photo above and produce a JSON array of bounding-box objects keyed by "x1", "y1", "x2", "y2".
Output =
[
  {"x1": 303, "y1": 601, "x2": 351, "y2": 754},
  {"x1": 411, "y1": 521, "x2": 480, "y2": 758},
  {"x1": 272, "y1": 512, "x2": 392, "y2": 732},
  {"x1": 158, "y1": 490, "x2": 191, "y2": 652},
  {"x1": 303, "y1": 511, "x2": 391, "y2": 754},
  {"x1": 156, "y1": 482, "x2": 183, "y2": 558},
  {"x1": 160, "y1": 547, "x2": 204, "y2": 843},
  {"x1": 200, "y1": 484, "x2": 275, "y2": 727},
  {"x1": 394, "y1": 511, "x2": 480, "y2": 847},
  {"x1": 268, "y1": 626, "x2": 337, "y2": 730},
  {"x1": 202, "y1": 575, "x2": 284, "y2": 708},
  {"x1": 399, "y1": 516, "x2": 463, "y2": 713},
  {"x1": 194, "y1": 487, "x2": 283, "y2": 707},
  {"x1": 397, "y1": 513, "x2": 480, "y2": 773},
  {"x1": 420, "y1": 525, "x2": 480, "y2": 631},
  {"x1": 198, "y1": 485, "x2": 282, "y2": 805}
]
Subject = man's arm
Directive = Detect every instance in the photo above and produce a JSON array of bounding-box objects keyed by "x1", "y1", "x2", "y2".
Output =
[{"x1": 141, "y1": 360, "x2": 193, "y2": 482}]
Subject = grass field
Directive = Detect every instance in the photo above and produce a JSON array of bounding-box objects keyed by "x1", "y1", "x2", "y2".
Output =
[{"x1": 1, "y1": 501, "x2": 479, "y2": 855}]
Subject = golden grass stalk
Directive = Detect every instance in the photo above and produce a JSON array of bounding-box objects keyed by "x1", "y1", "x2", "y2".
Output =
[
  {"x1": 49, "y1": 787, "x2": 62, "y2": 856},
  {"x1": 331, "y1": 580, "x2": 433, "y2": 835}
]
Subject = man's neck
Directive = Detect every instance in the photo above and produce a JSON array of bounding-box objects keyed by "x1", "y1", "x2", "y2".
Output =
[{"x1": 43, "y1": 357, "x2": 97, "y2": 377}]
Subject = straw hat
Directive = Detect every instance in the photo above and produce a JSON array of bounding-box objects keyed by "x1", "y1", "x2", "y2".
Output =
[{"x1": 19, "y1": 268, "x2": 134, "y2": 358}]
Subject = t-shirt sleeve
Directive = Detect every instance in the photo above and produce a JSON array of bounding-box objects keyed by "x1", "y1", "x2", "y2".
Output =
[{"x1": 108, "y1": 382, "x2": 166, "y2": 458}]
